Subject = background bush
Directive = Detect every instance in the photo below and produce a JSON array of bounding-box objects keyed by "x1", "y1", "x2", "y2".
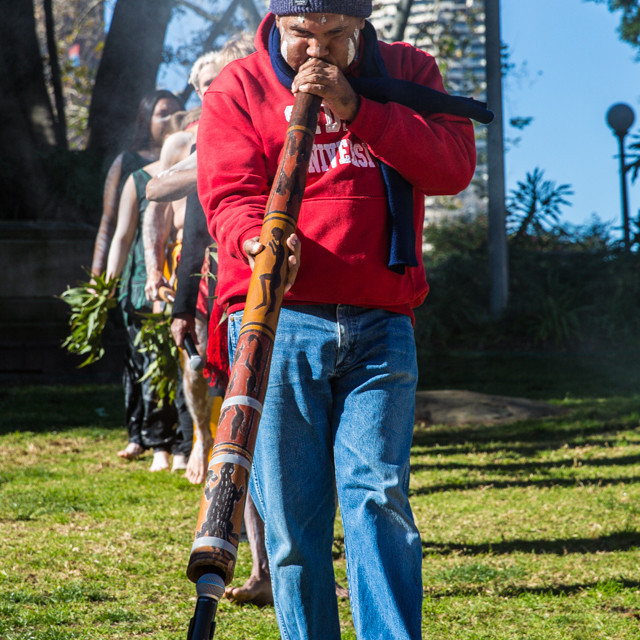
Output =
[{"x1": 416, "y1": 212, "x2": 640, "y2": 360}]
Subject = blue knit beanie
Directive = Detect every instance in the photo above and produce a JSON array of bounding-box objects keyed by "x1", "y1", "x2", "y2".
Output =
[{"x1": 270, "y1": 0, "x2": 372, "y2": 18}]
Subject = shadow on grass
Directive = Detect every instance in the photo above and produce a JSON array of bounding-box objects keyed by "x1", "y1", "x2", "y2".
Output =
[
  {"x1": 412, "y1": 474, "x2": 640, "y2": 495},
  {"x1": 424, "y1": 579, "x2": 640, "y2": 599},
  {"x1": 412, "y1": 453, "x2": 640, "y2": 474},
  {"x1": 413, "y1": 437, "x2": 634, "y2": 459},
  {"x1": 411, "y1": 414, "x2": 639, "y2": 458},
  {"x1": 0, "y1": 384, "x2": 124, "y2": 434},
  {"x1": 422, "y1": 531, "x2": 640, "y2": 556}
]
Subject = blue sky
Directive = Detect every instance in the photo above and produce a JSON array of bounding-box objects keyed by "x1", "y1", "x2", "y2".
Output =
[
  {"x1": 502, "y1": 0, "x2": 640, "y2": 230},
  {"x1": 150, "y1": 0, "x2": 640, "y2": 233}
]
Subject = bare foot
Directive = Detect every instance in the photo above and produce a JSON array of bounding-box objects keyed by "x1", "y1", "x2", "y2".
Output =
[
  {"x1": 184, "y1": 431, "x2": 213, "y2": 485},
  {"x1": 117, "y1": 442, "x2": 143, "y2": 460},
  {"x1": 172, "y1": 454, "x2": 188, "y2": 471},
  {"x1": 225, "y1": 574, "x2": 273, "y2": 607},
  {"x1": 150, "y1": 450, "x2": 170, "y2": 472},
  {"x1": 335, "y1": 581, "x2": 349, "y2": 599}
]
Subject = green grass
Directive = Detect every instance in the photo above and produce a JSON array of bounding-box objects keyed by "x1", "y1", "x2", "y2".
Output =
[{"x1": 0, "y1": 382, "x2": 639, "y2": 638}]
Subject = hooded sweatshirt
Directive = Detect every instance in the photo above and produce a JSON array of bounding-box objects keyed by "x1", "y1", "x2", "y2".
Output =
[{"x1": 197, "y1": 13, "x2": 476, "y2": 319}]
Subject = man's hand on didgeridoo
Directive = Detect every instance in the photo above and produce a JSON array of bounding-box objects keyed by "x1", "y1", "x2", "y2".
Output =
[{"x1": 242, "y1": 233, "x2": 301, "y2": 294}]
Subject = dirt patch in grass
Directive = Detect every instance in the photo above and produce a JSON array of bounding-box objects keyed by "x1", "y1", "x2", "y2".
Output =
[{"x1": 416, "y1": 389, "x2": 566, "y2": 425}]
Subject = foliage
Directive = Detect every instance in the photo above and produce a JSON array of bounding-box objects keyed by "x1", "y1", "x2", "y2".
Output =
[
  {"x1": 61, "y1": 271, "x2": 181, "y2": 403},
  {"x1": 509, "y1": 116, "x2": 534, "y2": 130},
  {"x1": 1, "y1": 384, "x2": 640, "y2": 638},
  {"x1": 420, "y1": 191, "x2": 640, "y2": 354},
  {"x1": 419, "y1": 213, "x2": 490, "y2": 347},
  {"x1": 585, "y1": 0, "x2": 640, "y2": 55},
  {"x1": 34, "y1": 0, "x2": 105, "y2": 149},
  {"x1": 60, "y1": 271, "x2": 119, "y2": 367},
  {"x1": 57, "y1": 42, "x2": 101, "y2": 150},
  {"x1": 499, "y1": 42, "x2": 535, "y2": 150},
  {"x1": 506, "y1": 168, "x2": 574, "y2": 241},
  {"x1": 626, "y1": 131, "x2": 640, "y2": 183},
  {"x1": 134, "y1": 311, "x2": 181, "y2": 407}
]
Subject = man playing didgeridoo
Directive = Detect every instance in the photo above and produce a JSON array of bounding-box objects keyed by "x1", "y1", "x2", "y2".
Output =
[{"x1": 196, "y1": 0, "x2": 476, "y2": 637}]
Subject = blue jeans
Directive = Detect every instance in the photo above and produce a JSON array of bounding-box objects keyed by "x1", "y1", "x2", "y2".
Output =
[{"x1": 228, "y1": 304, "x2": 422, "y2": 640}]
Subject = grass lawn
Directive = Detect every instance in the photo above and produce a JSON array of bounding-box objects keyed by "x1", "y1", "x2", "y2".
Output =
[{"x1": 0, "y1": 371, "x2": 639, "y2": 639}]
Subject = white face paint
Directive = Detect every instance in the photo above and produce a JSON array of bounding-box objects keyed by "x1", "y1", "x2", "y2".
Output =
[
  {"x1": 279, "y1": 24, "x2": 295, "y2": 63},
  {"x1": 347, "y1": 26, "x2": 360, "y2": 66},
  {"x1": 276, "y1": 14, "x2": 364, "y2": 71}
]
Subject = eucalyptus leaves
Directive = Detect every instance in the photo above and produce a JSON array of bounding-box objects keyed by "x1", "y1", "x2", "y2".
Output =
[
  {"x1": 60, "y1": 272, "x2": 180, "y2": 406},
  {"x1": 134, "y1": 312, "x2": 180, "y2": 407},
  {"x1": 60, "y1": 271, "x2": 119, "y2": 367}
]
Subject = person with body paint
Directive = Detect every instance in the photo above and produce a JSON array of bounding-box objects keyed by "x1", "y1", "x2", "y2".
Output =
[
  {"x1": 144, "y1": 35, "x2": 277, "y2": 609},
  {"x1": 90, "y1": 90, "x2": 186, "y2": 466},
  {"x1": 104, "y1": 100, "x2": 194, "y2": 473},
  {"x1": 196, "y1": 0, "x2": 476, "y2": 637}
]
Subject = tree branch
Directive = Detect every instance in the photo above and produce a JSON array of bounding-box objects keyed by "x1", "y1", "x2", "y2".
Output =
[{"x1": 44, "y1": 0, "x2": 67, "y2": 148}]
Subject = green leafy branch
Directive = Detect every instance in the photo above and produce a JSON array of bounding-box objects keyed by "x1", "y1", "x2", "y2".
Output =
[
  {"x1": 60, "y1": 271, "x2": 118, "y2": 367},
  {"x1": 134, "y1": 311, "x2": 180, "y2": 407}
]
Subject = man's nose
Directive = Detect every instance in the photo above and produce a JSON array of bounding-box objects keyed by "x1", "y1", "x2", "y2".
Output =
[{"x1": 306, "y1": 38, "x2": 328, "y2": 58}]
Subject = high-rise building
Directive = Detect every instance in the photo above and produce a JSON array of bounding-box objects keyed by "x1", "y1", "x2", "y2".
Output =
[{"x1": 370, "y1": 0, "x2": 488, "y2": 224}]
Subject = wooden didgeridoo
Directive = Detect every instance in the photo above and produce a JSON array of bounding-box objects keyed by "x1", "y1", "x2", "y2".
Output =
[{"x1": 185, "y1": 91, "x2": 321, "y2": 640}]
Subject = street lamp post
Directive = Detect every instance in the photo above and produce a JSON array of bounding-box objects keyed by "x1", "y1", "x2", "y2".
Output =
[{"x1": 606, "y1": 103, "x2": 635, "y2": 250}]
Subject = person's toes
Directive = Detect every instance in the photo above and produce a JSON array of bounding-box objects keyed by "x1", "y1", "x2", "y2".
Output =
[
  {"x1": 225, "y1": 576, "x2": 273, "y2": 607},
  {"x1": 117, "y1": 442, "x2": 143, "y2": 460},
  {"x1": 184, "y1": 455, "x2": 208, "y2": 484},
  {"x1": 184, "y1": 468, "x2": 199, "y2": 484},
  {"x1": 150, "y1": 451, "x2": 170, "y2": 472},
  {"x1": 172, "y1": 454, "x2": 188, "y2": 471}
]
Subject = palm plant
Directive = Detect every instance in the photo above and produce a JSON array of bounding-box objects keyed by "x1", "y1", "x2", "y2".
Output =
[
  {"x1": 626, "y1": 132, "x2": 640, "y2": 183},
  {"x1": 507, "y1": 168, "x2": 574, "y2": 241}
]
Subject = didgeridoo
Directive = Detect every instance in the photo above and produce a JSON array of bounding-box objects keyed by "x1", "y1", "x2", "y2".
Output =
[{"x1": 185, "y1": 91, "x2": 322, "y2": 640}]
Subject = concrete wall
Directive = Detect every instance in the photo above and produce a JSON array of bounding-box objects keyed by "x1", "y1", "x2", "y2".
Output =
[{"x1": 0, "y1": 221, "x2": 123, "y2": 384}]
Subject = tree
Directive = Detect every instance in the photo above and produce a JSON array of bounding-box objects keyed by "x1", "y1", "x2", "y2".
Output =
[
  {"x1": 0, "y1": 0, "x2": 175, "y2": 221},
  {"x1": 0, "y1": 0, "x2": 60, "y2": 219},
  {"x1": 585, "y1": 0, "x2": 640, "y2": 55},
  {"x1": 35, "y1": 0, "x2": 107, "y2": 149},
  {"x1": 0, "y1": 0, "x2": 263, "y2": 222},
  {"x1": 87, "y1": 0, "x2": 175, "y2": 161}
]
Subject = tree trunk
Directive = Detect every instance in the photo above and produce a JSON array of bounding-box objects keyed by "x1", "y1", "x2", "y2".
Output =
[
  {"x1": 44, "y1": 0, "x2": 68, "y2": 149},
  {"x1": 0, "y1": 0, "x2": 58, "y2": 218},
  {"x1": 87, "y1": 0, "x2": 175, "y2": 162},
  {"x1": 177, "y1": 0, "x2": 243, "y2": 104},
  {"x1": 391, "y1": 0, "x2": 415, "y2": 42}
]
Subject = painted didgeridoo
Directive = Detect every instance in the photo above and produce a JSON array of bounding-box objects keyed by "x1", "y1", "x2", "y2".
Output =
[{"x1": 185, "y1": 91, "x2": 322, "y2": 640}]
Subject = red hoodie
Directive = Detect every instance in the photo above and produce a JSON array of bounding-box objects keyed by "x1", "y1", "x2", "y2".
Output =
[{"x1": 197, "y1": 14, "x2": 476, "y2": 319}]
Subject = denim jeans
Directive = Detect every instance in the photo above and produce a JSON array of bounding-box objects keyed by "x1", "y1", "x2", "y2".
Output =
[{"x1": 228, "y1": 304, "x2": 422, "y2": 640}]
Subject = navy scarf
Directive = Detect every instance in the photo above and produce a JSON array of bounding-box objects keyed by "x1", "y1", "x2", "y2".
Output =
[{"x1": 268, "y1": 21, "x2": 493, "y2": 274}]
